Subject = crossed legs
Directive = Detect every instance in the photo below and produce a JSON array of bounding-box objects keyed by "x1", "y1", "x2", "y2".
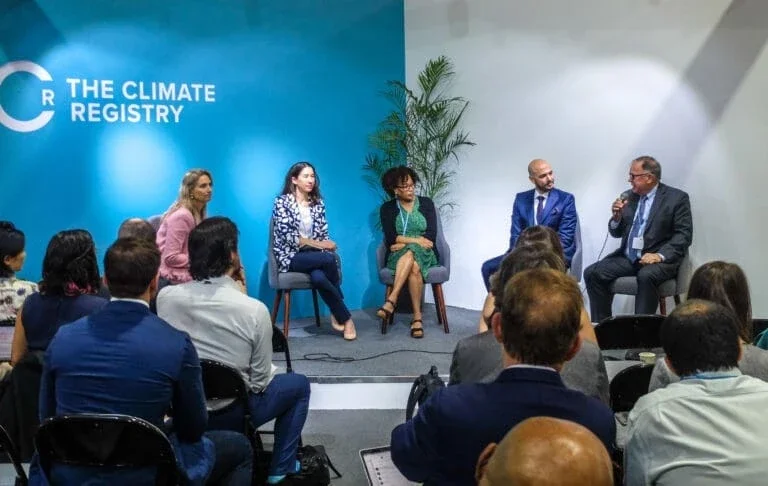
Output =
[{"x1": 377, "y1": 251, "x2": 425, "y2": 337}]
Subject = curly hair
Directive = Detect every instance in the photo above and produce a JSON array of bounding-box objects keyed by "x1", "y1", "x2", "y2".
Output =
[
  {"x1": 381, "y1": 166, "x2": 420, "y2": 198},
  {"x1": 0, "y1": 221, "x2": 25, "y2": 278},
  {"x1": 39, "y1": 230, "x2": 101, "y2": 296}
]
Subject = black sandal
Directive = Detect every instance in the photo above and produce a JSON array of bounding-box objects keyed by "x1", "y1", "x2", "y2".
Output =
[
  {"x1": 410, "y1": 319, "x2": 424, "y2": 339},
  {"x1": 376, "y1": 299, "x2": 395, "y2": 319}
]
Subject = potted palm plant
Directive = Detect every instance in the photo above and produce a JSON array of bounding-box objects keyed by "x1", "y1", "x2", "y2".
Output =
[
  {"x1": 364, "y1": 56, "x2": 474, "y2": 312},
  {"x1": 363, "y1": 55, "x2": 475, "y2": 213}
]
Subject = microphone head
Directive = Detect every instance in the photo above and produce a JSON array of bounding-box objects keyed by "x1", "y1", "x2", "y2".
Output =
[{"x1": 619, "y1": 190, "x2": 632, "y2": 202}]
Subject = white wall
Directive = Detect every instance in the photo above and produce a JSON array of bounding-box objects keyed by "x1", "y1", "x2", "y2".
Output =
[{"x1": 406, "y1": 0, "x2": 768, "y2": 315}]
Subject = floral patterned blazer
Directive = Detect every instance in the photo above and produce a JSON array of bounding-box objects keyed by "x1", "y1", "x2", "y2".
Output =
[{"x1": 272, "y1": 194, "x2": 329, "y2": 272}]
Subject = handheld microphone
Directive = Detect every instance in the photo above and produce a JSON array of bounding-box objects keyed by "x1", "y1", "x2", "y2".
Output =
[{"x1": 618, "y1": 189, "x2": 632, "y2": 202}]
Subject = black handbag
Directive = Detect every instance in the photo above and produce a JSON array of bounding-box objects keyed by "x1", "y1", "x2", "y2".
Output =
[
  {"x1": 290, "y1": 445, "x2": 341, "y2": 485},
  {"x1": 405, "y1": 365, "x2": 445, "y2": 421}
]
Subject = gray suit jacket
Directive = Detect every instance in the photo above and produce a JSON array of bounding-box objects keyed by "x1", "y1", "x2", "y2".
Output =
[{"x1": 449, "y1": 331, "x2": 610, "y2": 405}]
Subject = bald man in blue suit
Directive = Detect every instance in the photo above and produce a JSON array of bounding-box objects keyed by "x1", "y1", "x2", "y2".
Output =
[{"x1": 481, "y1": 159, "x2": 578, "y2": 291}]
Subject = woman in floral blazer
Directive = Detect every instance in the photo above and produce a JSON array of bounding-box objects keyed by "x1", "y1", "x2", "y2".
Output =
[{"x1": 272, "y1": 162, "x2": 356, "y2": 340}]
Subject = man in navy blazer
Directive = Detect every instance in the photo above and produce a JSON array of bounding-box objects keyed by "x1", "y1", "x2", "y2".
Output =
[
  {"x1": 390, "y1": 268, "x2": 616, "y2": 486},
  {"x1": 584, "y1": 156, "x2": 693, "y2": 322},
  {"x1": 31, "y1": 238, "x2": 252, "y2": 485},
  {"x1": 481, "y1": 159, "x2": 577, "y2": 290}
]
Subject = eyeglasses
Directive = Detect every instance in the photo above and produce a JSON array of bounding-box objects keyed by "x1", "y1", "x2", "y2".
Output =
[
  {"x1": 628, "y1": 172, "x2": 651, "y2": 181},
  {"x1": 396, "y1": 183, "x2": 415, "y2": 190}
]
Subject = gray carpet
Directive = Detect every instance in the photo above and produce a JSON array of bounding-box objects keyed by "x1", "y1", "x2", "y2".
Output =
[
  {"x1": 301, "y1": 409, "x2": 406, "y2": 486},
  {"x1": 279, "y1": 305, "x2": 480, "y2": 377}
]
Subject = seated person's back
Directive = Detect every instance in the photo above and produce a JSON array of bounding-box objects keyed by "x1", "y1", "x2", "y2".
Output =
[
  {"x1": 626, "y1": 300, "x2": 768, "y2": 486},
  {"x1": 391, "y1": 268, "x2": 615, "y2": 486}
]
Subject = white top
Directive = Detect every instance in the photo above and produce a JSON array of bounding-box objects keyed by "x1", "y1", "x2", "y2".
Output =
[
  {"x1": 298, "y1": 204, "x2": 313, "y2": 239},
  {"x1": 625, "y1": 370, "x2": 768, "y2": 486},
  {"x1": 533, "y1": 189, "x2": 549, "y2": 225},
  {"x1": 157, "y1": 275, "x2": 276, "y2": 393}
]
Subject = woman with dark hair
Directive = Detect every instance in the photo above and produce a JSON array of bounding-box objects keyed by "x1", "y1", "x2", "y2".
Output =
[
  {"x1": 477, "y1": 225, "x2": 565, "y2": 333},
  {"x1": 272, "y1": 162, "x2": 356, "y2": 340},
  {"x1": 649, "y1": 261, "x2": 768, "y2": 391},
  {"x1": 0, "y1": 222, "x2": 37, "y2": 323},
  {"x1": 11, "y1": 230, "x2": 107, "y2": 364},
  {"x1": 156, "y1": 169, "x2": 213, "y2": 284},
  {"x1": 377, "y1": 166, "x2": 438, "y2": 338}
]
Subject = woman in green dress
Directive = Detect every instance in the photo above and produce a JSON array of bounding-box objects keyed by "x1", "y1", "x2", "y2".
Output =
[{"x1": 377, "y1": 166, "x2": 438, "y2": 338}]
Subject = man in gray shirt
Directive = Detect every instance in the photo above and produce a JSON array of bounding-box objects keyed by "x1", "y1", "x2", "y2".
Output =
[{"x1": 158, "y1": 217, "x2": 310, "y2": 485}]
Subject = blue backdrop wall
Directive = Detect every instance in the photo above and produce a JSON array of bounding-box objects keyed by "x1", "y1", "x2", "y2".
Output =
[{"x1": 0, "y1": 0, "x2": 404, "y2": 317}]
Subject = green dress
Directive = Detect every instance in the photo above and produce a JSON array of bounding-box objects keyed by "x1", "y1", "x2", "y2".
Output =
[{"x1": 386, "y1": 197, "x2": 438, "y2": 280}]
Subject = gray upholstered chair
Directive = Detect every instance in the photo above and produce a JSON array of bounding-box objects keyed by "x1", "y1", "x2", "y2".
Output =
[
  {"x1": 148, "y1": 215, "x2": 162, "y2": 231},
  {"x1": 610, "y1": 253, "x2": 692, "y2": 315},
  {"x1": 568, "y1": 217, "x2": 583, "y2": 283},
  {"x1": 268, "y1": 218, "x2": 341, "y2": 337},
  {"x1": 376, "y1": 207, "x2": 451, "y2": 334}
]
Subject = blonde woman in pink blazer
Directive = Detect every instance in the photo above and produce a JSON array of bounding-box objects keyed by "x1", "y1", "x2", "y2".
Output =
[{"x1": 156, "y1": 169, "x2": 213, "y2": 285}]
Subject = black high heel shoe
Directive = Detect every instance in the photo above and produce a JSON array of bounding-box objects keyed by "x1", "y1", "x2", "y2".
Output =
[{"x1": 376, "y1": 299, "x2": 395, "y2": 319}]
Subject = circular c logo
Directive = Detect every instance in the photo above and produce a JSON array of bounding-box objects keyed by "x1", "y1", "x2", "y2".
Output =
[{"x1": 0, "y1": 61, "x2": 55, "y2": 133}]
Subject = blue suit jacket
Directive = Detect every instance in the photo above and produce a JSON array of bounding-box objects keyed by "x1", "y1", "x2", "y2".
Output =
[
  {"x1": 510, "y1": 188, "x2": 578, "y2": 265},
  {"x1": 32, "y1": 300, "x2": 214, "y2": 486},
  {"x1": 390, "y1": 367, "x2": 616, "y2": 486}
]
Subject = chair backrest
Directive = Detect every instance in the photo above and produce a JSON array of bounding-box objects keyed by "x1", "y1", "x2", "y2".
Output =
[
  {"x1": 610, "y1": 363, "x2": 654, "y2": 412},
  {"x1": 433, "y1": 206, "x2": 450, "y2": 274},
  {"x1": 35, "y1": 414, "x2": 177, "y2": 486},
  {"x1": 568, "y1": 217, "x2": 583, "y2": 282},
  {"x1": 0, "y1": 423, "x2": 28, "y2": 485},
  {"x1": 199, "y1": 359, "x2": 249, "y2": 414},
  {"x1": 675, "y1": 252, "x2": 693, "y2": 294},
  {"x1": 595, "y1": 314, "x2": 664, "y2": 350},
  {"x1": 267, "y1": 219, "x2": 279, "y2": 288},
  {"x1": 271, "y1": 326, "x2": 293, "y2": 373}
]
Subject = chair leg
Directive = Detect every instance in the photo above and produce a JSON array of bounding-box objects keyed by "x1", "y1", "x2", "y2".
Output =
[
  {"x1": 283, "y1": 291, "x2": 292, "y2": 337},
  {"x1": 659, "y1": 296, "x2": 667, "y2": 316},
  {"x1": 432, "y1": 283, "x2": 450, "y2": 334},
  {"x1": 432, "y1": 284, "x2": 444, "y2": 325},
  {"x1": 271, "y1": 291, "x2": 282, "y2": 324},
  {"x1": 312, "y1": 289, "x2": 321, "y2": 327},
  {"x1": 381, "y1": 286, "x2": 392, "y2": 335}
]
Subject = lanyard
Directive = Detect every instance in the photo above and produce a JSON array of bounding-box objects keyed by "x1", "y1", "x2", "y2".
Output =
[
  {"x1": 396, "y1": 201, "x2": 410, "y2": 235},
  {"x1": 681, "y1": 372, "x2": 740, "y2": 381}
]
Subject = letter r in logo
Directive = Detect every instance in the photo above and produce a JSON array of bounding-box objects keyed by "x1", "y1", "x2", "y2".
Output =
[{"x1": 0, "y1": 61, "x2": 55, "y2": 132}]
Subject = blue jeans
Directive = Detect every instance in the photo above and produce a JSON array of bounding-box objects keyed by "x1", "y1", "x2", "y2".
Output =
[
  {"x1": 205, "y1": 430, "x2": 253, "y2": 485},
  {"x1": 289, "y1": 250, "x2": 351, "y2": 322},
  {"x1": 249, "y1": 373, "x2": 311, "y2": 476}
]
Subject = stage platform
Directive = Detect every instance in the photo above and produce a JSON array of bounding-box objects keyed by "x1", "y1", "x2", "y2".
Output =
[{"x1": 280, "y1": 304, "x2": 478, "y2": 380}]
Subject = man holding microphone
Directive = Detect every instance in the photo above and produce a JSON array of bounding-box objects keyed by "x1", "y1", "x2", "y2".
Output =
[{"x1": 584, "y1": 156, "x2": 692, "y2": 322}]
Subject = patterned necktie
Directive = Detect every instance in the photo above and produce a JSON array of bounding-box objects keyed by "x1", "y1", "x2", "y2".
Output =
[
  {"x1": 628, "y1": 196, "x2": 648, "y2": 262},
  {"x1": 536, "y1": 196, "x2": 545, "y2": 225}
]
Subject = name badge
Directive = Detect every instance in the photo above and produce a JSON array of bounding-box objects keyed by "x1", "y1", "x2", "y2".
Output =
[{"x1": 632, "y1": 237, "x2": 644, "y2": 250}]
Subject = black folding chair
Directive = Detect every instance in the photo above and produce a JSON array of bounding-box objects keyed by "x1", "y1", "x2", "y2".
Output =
[
  {"x1": 272, "y1": 325, "x2": 293, "y2": 373},
  {"x1": 610, "y1": 363, "x2": 654, "y2": 414},
  {"x1": 595, "y1": 314, "x2": 664, "y2": 350},
  {"x1": 35, "y1": 414, "x2": 177, "y2": 486},
  {"x1": 0, "y1": 423, "x2": 27, "y2": 485}
]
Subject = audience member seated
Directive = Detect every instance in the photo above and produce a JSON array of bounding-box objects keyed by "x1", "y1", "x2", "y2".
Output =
[
  {"x1": 0, "y1": 222, "x2": 37, "y2": 323},
  {"x1": 450, "y1": 244, "x2": 609, "y2": 404},
  {"x1": 158, "y1": 217, "x2": 310, "y2": 485},
  {"x1": 377, "y1": 165, "x2": 439, "y2": 339},
  {"x1": 30, "y1": 237, "x2": 252, "y2": 485},
  {"x1": 390, "y1": 268, "x2": 616, "y2": 485},
  {"x1": 12, "y1": 230, "x2": 107, "y2": 366},
  {"x1": 648, "y1": 261, "x2": 768, "y2": 391},
  {"x1": 157, "y1": 169, "x2": 213, "y2": 285},
  {"x1": 117, "y1": 217, "x2": 157, "y2": 241},
  {"x1": 475, "y1": 417, "x2": 613, "y2": 486},
  {"x1": 625, "y1": 300, "x2": 768, "y2": 486},
  {"x1": 477, "y1": 226, "x2": 596, "y2": 342}
]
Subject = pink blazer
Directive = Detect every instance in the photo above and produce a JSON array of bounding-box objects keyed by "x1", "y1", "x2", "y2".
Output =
[{"x1": 156, "y1": 207, "x2": 197, "y2": 283}]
